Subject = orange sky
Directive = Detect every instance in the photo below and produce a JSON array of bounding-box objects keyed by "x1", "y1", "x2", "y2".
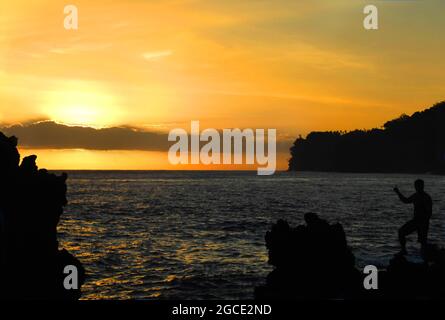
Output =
[{"x1": 1, "y1": 0, "x2": 445, "y2": 170}]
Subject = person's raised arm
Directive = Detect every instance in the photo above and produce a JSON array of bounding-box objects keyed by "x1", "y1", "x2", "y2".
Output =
[{"x1": 393, "y1": 186, "x2": 413, "y2": 204}]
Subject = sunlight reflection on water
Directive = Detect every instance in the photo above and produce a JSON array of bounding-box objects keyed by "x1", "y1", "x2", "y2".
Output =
[{"x1": 56, "y1": 171, "x2": 445, "y2": 299}]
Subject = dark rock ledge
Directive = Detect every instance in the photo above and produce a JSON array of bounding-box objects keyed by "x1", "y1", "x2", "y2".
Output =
[
  {"x1": 0, "y1": 132, "x2": 85, "y2": 299},
  {"x1": 256, "y1": 214, "x2": 445, "y2": 299}
]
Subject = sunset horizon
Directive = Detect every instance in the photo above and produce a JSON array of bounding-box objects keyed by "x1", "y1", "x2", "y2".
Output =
[
  {"x1": 2, "y1": 0, "x2": 445, "y2": 170},
  {"x1": 10, "y1": 100, "x2": 444, "y2": 171},
  {"x1": 0, "y1": 0, "x2": 445, "y2": 170},
  {"x1": 3, "y1": 0, "x2": 445, "y2": 309}
]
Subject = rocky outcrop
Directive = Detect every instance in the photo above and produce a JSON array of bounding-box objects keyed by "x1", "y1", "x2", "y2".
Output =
[
  {"x1": 256, "y1": 214, "x2": 362, "y2": 299},
  {"x1": 256, "y1": 214, "x2": 445, "y2": 299},
  {"x1": 0, "y1": 132, "x2": 85, "y2": 299},
  {"x1": 378, "y1": 245, "x2": 445, "y2": 298}
]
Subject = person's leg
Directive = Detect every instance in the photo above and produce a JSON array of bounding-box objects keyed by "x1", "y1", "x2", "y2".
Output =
[
  {"x1": 398, "y1": 220, "x2": 417, "y2": 254},
  {"x1": 417, "y1": 219, "x2": 430, "y2": 248}
]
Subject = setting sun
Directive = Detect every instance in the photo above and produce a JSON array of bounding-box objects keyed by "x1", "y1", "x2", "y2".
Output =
[
  {"x1": 41, "y1": 81, "x2": 121, "y2": 127},
  {"x1": 1, "y1": 0, "x2": 445, "y2": 171}
]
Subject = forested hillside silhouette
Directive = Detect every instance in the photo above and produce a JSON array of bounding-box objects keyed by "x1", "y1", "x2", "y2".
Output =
[{"x1": 288, "y1": 101, "x2": 445, "y2": 173}]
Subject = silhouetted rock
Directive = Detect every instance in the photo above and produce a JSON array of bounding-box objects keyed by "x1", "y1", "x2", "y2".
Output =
[
  {"x1": 288, "y1": 101, "x2": 445, "y2": 173},
  {"x1": 256, "y1": 214, "x2": 361, "y2": 299},
  {"x1": 256, "y1": 216, "x2": 445, "y2": 299},
  {"x1": 0, "y1": 132, "x2": 85, "y2": 299},
  {"x1": 378, "y1": 244, "x2": 445, "y2": 298}
]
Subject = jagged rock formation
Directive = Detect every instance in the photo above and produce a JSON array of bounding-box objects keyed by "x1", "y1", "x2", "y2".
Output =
[
  {"x1": 256, "y1": 214, "x2": 445, "y2": 299},
  {"x1": 288, "y1": 101, "x2": 445, "y2": 173},
  {"x1": 255, "y1": 214, "x2": 362, "y2": 299},
  {"x1": 379, "y1": 244, "x2": 445, "y2": 298},
  {"x1": 0, "y1": 132, "x2": 85, "y2": 299}
]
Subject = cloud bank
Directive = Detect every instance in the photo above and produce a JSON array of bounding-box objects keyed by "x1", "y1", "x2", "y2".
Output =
[
  {"x1": 1, "y1": 121, "x2": 293, "y2": 153},
  {"x1": 1, "y1": 121, "x2": 170, "y2": 151}
]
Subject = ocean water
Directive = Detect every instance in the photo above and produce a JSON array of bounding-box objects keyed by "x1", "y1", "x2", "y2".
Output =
[{"x1": 56, "y1": 171, "x2": 445, "y2": 300}]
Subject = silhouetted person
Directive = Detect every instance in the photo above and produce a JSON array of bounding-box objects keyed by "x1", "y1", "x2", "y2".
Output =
[{"x1": 394, "y1": 179, "x2": 432, "y2": 255}]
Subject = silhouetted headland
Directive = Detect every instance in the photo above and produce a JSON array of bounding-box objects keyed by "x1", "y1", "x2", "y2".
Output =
[
  {"x1": 0, "y1": 132, "x2": 85, "y2": 299},
  {"x1": 255, "y1": 214, "x2": 445, "y2": 299},
  {"x1": 288, "y1": 101, "x2": 445, "y2": 173}
]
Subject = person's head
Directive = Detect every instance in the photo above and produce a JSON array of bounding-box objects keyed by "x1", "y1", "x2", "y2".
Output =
[{"x1": 414, "y1": 179, "x2": 425, "y2": 192}]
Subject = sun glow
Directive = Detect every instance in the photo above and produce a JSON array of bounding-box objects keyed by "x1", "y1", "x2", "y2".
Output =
[{"x1": 42, "y1": 82, "x2": 122, "y2": 128}]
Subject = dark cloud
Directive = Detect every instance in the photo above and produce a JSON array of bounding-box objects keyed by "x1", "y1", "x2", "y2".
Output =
[
  {"x1": 0, "y1": 121, "x2": 293, "y2": 153},
  {"x1": 1, "y1": 121, "x2": 170, "y2": 151}
]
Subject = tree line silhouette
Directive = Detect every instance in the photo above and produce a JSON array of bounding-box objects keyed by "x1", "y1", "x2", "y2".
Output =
[{"x1": 288, "y1": 101, "x2": 445, "y2": 173}]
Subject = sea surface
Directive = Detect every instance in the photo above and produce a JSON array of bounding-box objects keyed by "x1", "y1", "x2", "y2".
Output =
[{"x1": 56, "y1": 171, "x2": 445, "y2": 300}]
